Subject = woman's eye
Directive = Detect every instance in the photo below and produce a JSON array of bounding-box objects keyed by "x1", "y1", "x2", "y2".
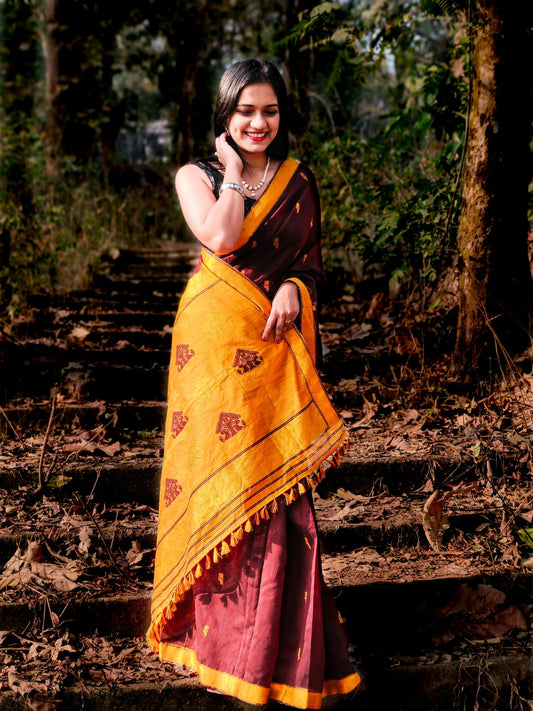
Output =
[{"x1": 237, "y1": 109, "x2": 278, "y2": 117}]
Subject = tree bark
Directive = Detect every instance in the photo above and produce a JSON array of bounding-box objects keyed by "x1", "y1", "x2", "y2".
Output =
[
  {"x1": 41, "y1": 0, "x2": 61, "y2": 178},
  {"x1": 451, "y1": 0, "x2": 533, "y2": 385},
  {"x1": 41, "y1": 0, "x2": 106, "y2": 172},
  {"x1": 284, "y1": 0, "x2": 315, "y2": 138},
  {"x1": 176, "y1": 60, "x2": 199, "y2": 166}
]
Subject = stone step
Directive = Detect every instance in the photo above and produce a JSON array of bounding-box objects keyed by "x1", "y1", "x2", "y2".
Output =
[
  {"x1": 25, "y1": 329, "x2": 172, "y2": 351},
  {"x1": 2, "y1": 354, "x2": 168, "y2": 400},
  {"x1": 102, "y1": 245, "x2": 200, "y2": 269},
  {"x1": 0, "y1": 592, "x2": 152, "y2": 639},
  {"x1": 0, "y1": 459, "x2": 163, "y2": 504},
  {"x1": 0, "y1": 653, "x2": 532, "y2": 711},
  {"x1": 28, "y1": 290, "x2": 181, "y2": 312},
  {"x1": 98, "y1": 246, "x2": 199, "y2": 279},
  {"x1": 3, "y1": 342, "x2": 168, "y2": 367},
  {"x1": 102, "y1": 265, "x2": 194, "y2": 281},
  {"x1": 0, "y1": 503, "x2": 500, "y2": 567},
  {"x1": 91, "y1": 275, "x2": 186, "y2": 297},
  {"x1": 10, "y1": 312, "x2": 176, "y2": 339},
  {"x1": 1, "y1": 400, "x2": 166, "y2": 434},
  {"x1": 0, "y1": 449, "x2": 523, "y2": 512},
  {"x1": 0, "y1": 567, "x2": 528, "y2": 649},
  {"x1": 316, "y1": 452, "x2": 513, "y2": 496},
  {"x1": 0, "y1": 453, "x2": 499, "y2": 504},
  {"x1": 58, "y1": 311, "x2": 175, "y2": 327},
  {"x1": 0, "y1": 523, "x2": 158, "y2": 567}
]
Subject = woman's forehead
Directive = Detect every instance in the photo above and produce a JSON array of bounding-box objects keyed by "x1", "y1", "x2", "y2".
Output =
[{"x1": 236, "y1": 83, "x2": 278, "y2": 106}]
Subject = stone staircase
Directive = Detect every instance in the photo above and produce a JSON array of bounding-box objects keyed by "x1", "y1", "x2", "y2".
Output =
[{"x1": 0, "y1": 243, "x2": 531, "y2": 710}]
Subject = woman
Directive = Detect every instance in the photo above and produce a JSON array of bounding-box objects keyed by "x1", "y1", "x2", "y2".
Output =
[{"x1": 148, "y1": 59, "x2": 360, "y2": 709}]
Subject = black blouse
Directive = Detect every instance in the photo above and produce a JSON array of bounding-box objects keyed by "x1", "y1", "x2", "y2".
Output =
[{"x1": 195, "y1": 155, "x2": 256, "y2": 217}]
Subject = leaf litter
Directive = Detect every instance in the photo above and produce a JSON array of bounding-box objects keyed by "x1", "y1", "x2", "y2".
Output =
[{"x1": 2, "y1": 284, "x2": 533, "y2": 698}]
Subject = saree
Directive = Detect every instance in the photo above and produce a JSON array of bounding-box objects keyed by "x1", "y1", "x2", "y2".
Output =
[{"x1": 149, "y1": 158, "x2": 360, "y2": 708}]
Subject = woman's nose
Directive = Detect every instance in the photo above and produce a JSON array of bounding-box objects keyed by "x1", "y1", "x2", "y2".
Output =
[{"x1": 250, "y1": 112, "x2": 267, "y2": 129}]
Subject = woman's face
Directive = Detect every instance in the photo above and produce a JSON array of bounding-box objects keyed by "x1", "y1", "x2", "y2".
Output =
[{"x1": 226, "y1": 83, "x2": 280, "y2": 159}]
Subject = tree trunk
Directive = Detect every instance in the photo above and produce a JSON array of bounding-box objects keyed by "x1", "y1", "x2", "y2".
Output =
[
  {"x1": 42, "y1": 0, "x2": 61, "y2": 178},
  {"x1": 284, "y1": 0, "x2": 315, "y2": 138},
  {"x1": 41, "y1": 0, "x2": 104, "y2": 172},
  {"x1": 451, "y1": 0, "x2": 533, "y2": 385},
  {"x1": 176, "y1": 61, "x2": 199, "y2": 166}
]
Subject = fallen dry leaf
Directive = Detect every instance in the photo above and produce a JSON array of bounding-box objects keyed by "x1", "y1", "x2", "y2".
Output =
[
  {"x1": 0, "y1": 542, "x2": 82, "y2": 592},
  {"x1": 427, "y1": 583, "x2": 528, "y2": 645},
  {"x1": 7, "y1": 668, "x2": 56, "y2": 710},
  {"x1": 422, "y1": 483, "x2": 478, "y2": 552},
  {"x1": 62, "y1": 440, "x2": 120, "y2": 457},
  {"x1": 69, "y1": 325, "x2": 90, "y2": 341}
]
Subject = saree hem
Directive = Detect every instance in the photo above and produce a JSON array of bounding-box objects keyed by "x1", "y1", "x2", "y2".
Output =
[
  {"x1": 147, "y1": 444, "x2": 348, "y2": 652},
  {"x1": 158, "y1": 642, "x2": 361, "y2": 709}
]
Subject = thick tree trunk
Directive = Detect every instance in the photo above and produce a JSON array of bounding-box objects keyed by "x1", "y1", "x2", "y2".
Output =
[{"x1": 451, "y1": 0, "x2": 533, "y2": 385}]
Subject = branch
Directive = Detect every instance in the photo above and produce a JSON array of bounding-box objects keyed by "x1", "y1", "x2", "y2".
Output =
[
  {"x1": 72, "y1": 492, "x2": 125, "y2": 580},
  {"x1": 0, "y1": 405, "x2": 24, "y2": 444},
  {"x1": 35, "y1": 391, "x2": 57, "y2": 493}
]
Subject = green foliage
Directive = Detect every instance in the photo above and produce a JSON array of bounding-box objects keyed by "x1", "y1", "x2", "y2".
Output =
[
  {"x1": 420, "y1": 0, "x2": 467, "y2": 17},
  {"x1": 284, "y1": 1, "x2": 352, "y2": 47},
  {"x1": 0, "y1": 0, "x2": 474, "y2": 312},
  {"x1": 304, "y1": 114, "x2": 462, "y2": 291},
  {"x1": 291, "y1": 1, "x2": 468, "y2": 295},
  {"x1": 518, "y1": 528, "x2": 533, "y2": 547},
  {"x1": 3, "y1": 143, "x2": 183, "y2": 313}
]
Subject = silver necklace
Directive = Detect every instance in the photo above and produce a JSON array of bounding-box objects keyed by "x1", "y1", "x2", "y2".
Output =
[{"x1": 241, "y1": 157, "x2": 270, "y2": 198}]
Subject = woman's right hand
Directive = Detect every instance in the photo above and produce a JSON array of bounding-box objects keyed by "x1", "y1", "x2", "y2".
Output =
[{"x1": 215, "y1": 132, "x2": 243, "y2": 173}]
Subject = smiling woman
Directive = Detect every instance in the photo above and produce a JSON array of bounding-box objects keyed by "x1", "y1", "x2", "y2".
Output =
[{"x1": 149, "y1": 59, "x2": 360, "y2": 709}]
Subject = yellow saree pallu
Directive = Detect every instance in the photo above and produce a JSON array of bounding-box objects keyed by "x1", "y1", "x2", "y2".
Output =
[{"x1": 149, "y1": 247, "x2": 348, "y2": 647}]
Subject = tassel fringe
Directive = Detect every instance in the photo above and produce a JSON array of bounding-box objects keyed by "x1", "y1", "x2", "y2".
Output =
[{"x1": 147, "y1": 438, "x2": 348, "y2": 653}]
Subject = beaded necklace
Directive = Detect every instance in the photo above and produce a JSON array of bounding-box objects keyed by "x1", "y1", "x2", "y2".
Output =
[{"x1": 241, "y1": 157, "x2": 270, "y2": 198}]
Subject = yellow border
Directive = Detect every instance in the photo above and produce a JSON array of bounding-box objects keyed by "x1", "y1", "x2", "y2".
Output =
[
  {"x1": 159, "y1": 642, "x2": 361, "y2": 709},
  {"x1": 217, "y1": 157, "x2": 300, "y2": 254}
]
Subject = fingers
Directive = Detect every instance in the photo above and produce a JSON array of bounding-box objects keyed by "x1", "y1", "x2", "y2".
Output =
[
  {"x1": 261, "y1": 282, "x2": 300, "y2": 344},
  {"x1": 261, "y1": 313, "x2": 297, "y2": 344},
  {"x1": 216, "y1": 132, "x2": 242, "y2": 171},
  {"x1": 215, "y1": 133, "x2": 228, "y2": 164}
]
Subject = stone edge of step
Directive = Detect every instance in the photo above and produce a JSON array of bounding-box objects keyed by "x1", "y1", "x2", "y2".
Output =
[{"x1": 1, "y1": 654, "x2": 532, "y2": 711}]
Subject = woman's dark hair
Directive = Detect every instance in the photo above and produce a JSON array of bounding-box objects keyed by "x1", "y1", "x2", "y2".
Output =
[{"x1": 213, "y1": 59, "x2": 289, "y2": 161}]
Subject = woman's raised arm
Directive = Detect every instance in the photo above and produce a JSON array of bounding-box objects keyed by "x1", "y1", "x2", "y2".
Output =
[{"x1": 175, "y1": 133, "x2": 245, "y2": 253}]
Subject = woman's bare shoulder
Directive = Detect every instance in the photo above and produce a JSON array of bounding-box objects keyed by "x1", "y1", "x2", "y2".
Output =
[
  {"x1": 176, "y1": 162, "x2": 209, "y2": 182},
  {"x1": 175, "y1": 162, "x2": 215, "y2": 196}
]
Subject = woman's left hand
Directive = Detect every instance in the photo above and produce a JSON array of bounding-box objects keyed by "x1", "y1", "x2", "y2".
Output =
[{"x1": 262, "y1": 282, "x2": 300, "y2": 344}]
